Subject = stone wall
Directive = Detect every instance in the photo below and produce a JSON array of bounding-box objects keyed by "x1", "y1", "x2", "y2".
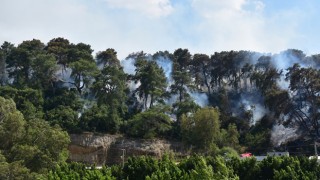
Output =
[{"x1": 68, "y1": 133, "x2": 187, "y2": 166}]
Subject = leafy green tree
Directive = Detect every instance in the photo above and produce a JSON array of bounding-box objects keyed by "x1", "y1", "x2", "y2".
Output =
[
  {"x1": 188, "y1": 158, "x2": 215, "y2": 180},
  {"x1": 80, "y1": 104, "x2": 121, "y2": 133},
  {"x1": 30, "y1": 54, "x2": 58, "y2": 90},
  {"x1": 0, "y1": 86, "x2": 44, "y2": 120},
  {"x1": 171, "y1": 48, "x2": 193, "y2": 103},
  {"x1": 46, "y1": 105, "x2": 79, "y2": 132},
  {"x1": 210, "y1": 51, "x2": 237, "y2": 89},
  {"x1": 47, "y1": 162, "x2": 116, "y2": 180},
  {"x1": 179, "y1": 155, "x2": 238, "y2": 180},
  {"x1": 191, "y1": 53, "x2": 212, "y2": 94},
  {"x1": 0, "y1": 42, "x2": 14, "y2": 85},
  {"x1": 264, "y1": 88, "x2": 290, "y2": 118},
  {"x1": 172, "y1": 98, "x2": 200, "y2": 124},
  {"x1": 96, "y1": 48, "x2": 120, "y2": 67},
  {"x1": 6, "y1": 39, "x2": 45, "y2": 87},
  {"x1": 250, "y1": 67, "x2": 282, "y2": 94},
  {"x1": 69, "y1": 58, "x2": 98, "y2": 94},
  {"x1": 43, "y1": 88, "x2": 82, "y2": 111},
  {"x1": 0, "y1": 96, "x2": 70, "y2": 176},
  {"x1": 67, "y1": 43, "x2": 94, "y2": 64},
  {"x1": 227, "y1": 156, "x2": 259, "y2": 180},
  {"x1": 92, "y1": 65, "x2": 128, "y2": 122},
  {"x1": 146, "y1": 155, "x2": 187, "y2": 180},
  {"x1": 218, "y1": 147, "x2": 239, "y2": 159},
  {"x1": 126, "y1": 108, "x2": 172, "y2": 138},
  {"x1": 244, "y1": 117, "x2": 272, "y2": 154},
  {"x1": 93, "y1": 65, "x2": 128, "y2": 106},
  {"x1": 206, "y1": 156, "x2": 238, "y2": 180},
  {"x1": 134, "y1": 58, "x2": 168, "y2": 109},
  {"x1": 61, "y1": 42, "x2": 98, "y2": 94},
  {"x1": 43, "y1": 88, "x2": 82, "y2": 132},
  {"x1": 0, "y1": 155, "x2": 36, "y2": 180},
  {"x1": 123, "y1": 156, "x2": 159, "y2": 180},
  {"x1": 181, "y1": 107, "x2": 221, "y2": 150},
  {"x1": 223, "y1": 123, "x2": 240, "y2": 151},
  {"x1": 0, "y1": 97, "x2": 25, "y2": 152},
  {"x1": 10, "y1": 119, "x2": 69, "y2": 173},
  {"x1": 46, "y1": 37, "x2": 70, "y2": 70},
  {"x1": 285, "y1": 64, "x2": 320, "y2": 141}
]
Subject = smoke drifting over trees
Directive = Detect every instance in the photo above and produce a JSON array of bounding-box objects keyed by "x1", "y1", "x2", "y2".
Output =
[{"x1": 1, "y1": 38, "x2": 320, "y2": 155}]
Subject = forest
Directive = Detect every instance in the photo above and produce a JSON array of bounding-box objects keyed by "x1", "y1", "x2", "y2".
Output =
[{"x1": 1, "y1": 37, "x2": 320, "y2": 178}]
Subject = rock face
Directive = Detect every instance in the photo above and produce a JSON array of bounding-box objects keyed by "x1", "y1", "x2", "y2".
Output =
[{"x1": 68, "y1": 133, "x2": 186, "y2": 165}]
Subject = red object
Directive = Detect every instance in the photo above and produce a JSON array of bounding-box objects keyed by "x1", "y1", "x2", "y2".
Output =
[{"x1": 241, "y1": 153, "x2": 252, "y2": 157}]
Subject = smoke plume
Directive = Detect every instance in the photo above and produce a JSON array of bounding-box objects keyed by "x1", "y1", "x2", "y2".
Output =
[{"x1": 271, "y1": 123, "x2": 300, "y2": 146}]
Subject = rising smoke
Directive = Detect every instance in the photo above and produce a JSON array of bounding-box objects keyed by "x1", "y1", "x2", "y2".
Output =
[
  {"x1": 271, "y1": 123, "x2": 300, "y2": 146},
  {"x1": 120, "y1": 53, "x2": 209, "y2": 108},
  {"x1": 54, "y1": 66, "x2": 73, "y2": 88}
]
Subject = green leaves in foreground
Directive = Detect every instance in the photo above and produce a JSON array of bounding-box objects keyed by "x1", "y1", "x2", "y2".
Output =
[
  {"x1": 0, "y1": 96, "x2": 70, "y2": 177},
  {"x1": 49, "y1": 155, "x2": 320, "y2": 180}
]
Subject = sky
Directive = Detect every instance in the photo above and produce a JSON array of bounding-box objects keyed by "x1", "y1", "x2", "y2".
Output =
[{"x1": 0, "y1": 0, "x2": 319, "y2": 59}]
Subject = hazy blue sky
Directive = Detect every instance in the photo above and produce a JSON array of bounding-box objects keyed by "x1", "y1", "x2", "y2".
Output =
[{"x1": 1, "y1": 0, "x2": 319, "y2": 59}]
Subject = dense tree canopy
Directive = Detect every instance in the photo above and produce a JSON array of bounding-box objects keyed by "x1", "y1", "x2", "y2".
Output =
[
  {"x1": 0, "y1": 96, "x2": 70, "y2": 177},
  {"x1": 2, "y1": 37, "x2": 320, "y2": 159}
]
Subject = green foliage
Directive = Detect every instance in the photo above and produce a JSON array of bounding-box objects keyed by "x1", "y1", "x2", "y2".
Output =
[
  {"x1": 4, "y1": 38, "x2": 320, "y2": 178},
  {"x1": 0, "y1": 42, "x2": 14, "y2": 85},
  {"x1": 0, "y1": 156, "x2": 37, "y2": 180},
  {"x1": 43, "y1": 88, "x2": 83, "y2": 111},
  {"x1": 0, "y1": 96, "x2": 70, "y2": 177},
  {"x1": 46, "y1": 105, "x2": 79, "y2": 132},
  {"x1": 218, "y1": 147, "x2": 239, "y2": 159},
  {"x1": 92, "y1": 65, "x2": 128, "y2": 126},
  {"x1": 46, "y1": 37, "x2": 70, "y2": 68},
  {"x1": 224, "y1": 123, "x2": 241, "y2": 151},
  {"x1": 126, "y1": 108, "x2": 172, "y2": 138},
  {"x1": 134, "y1": 58, "x2": 168, "y2": 109},
  {"x1": 227, "y1": 156, "x2": 320, "y2": 180},
  {"x1": 30, "y1": 53, "x2": 58, "y2": 90},
  {"x1": 173, "y1": 99, "x2": 200, "y2": 121},
  {"x1": 69, "y1": 58, "x2": 98, "y2": 94},
  {"x1": 123, "y1": 156, "x2": 159, "y2": 180},
  {"x1": 47, "y1": 162, "x2": 116, "y2": 180},
  {"x1": 43, "y1": 88, "x2": 82, "y2": 132},
  {"x1": 244, "y1": 119, "x2": 272, "y2": 154},
  {"x1": 80, "y1": 104, "x2": 121, "y2": 133},
  {"x1": 171, "y1": 49, "x2": 193, "y2": 103},
  {"x1": 96, "y1": 48, "x2": 120, "y2": 67},
  {"x1": 181, "y1": 107, "x2": 221, "y2": 150},
  {"x1": 179, "y1": 155, "x2": 238, "y2": 180},
  {"x1": 285, "y1": 64, "x2": 320, "y2": 139},
  {"x1": 42, "y1": 154, "x2": 320, "y2": 180},
  {"x1": 227, "y1": 157, "x2": 259, "y2": 180},
  {"x1": 146, "y1": 155, "x2": 186, "y2": 180},
  {"x1": 0, "y1": 86, "x2": 44, "y2": 119},
  {"x1": 0, "y1": 97, "x2": 26, "y2": 151}
]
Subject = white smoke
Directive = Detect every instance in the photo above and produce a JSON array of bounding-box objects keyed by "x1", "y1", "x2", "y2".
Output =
[
  {"x1": 120, "y1": 53, "x2": 210, "y2": 108},
  {"x1": 54, "y1": 66, "x2": 74, "y2": 88},
  {"x1": 189, "y1": 91, "x2": 209, "y2": 107},
  {"x1": 270, "y1": 50, "x2": 313, "y2": 90},
  {"x1": 271, "y1": 123, "x2": 300, "y2": 146},
  {"x1": 121, "y1": 58, "x2": 136, "y2": 75},
  {"x1": 154, "y1": 56, "x2": 172, "y2": 84},
  {"x1": 240, "y1": 98, "x2": 267, "y2": 125}
]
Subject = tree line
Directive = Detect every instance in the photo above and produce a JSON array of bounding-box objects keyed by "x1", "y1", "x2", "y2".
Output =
[
  {"x1": 48, "y1": 155, "x2": 320, "y2": 180},
  {"x1": 1, "y1": 38, "x2": 320, "y2": 156}
]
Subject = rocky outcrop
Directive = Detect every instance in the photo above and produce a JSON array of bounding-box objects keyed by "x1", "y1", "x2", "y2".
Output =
[{"x1": 68, "y1": 133, "x2": 186, "y2": 165}]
